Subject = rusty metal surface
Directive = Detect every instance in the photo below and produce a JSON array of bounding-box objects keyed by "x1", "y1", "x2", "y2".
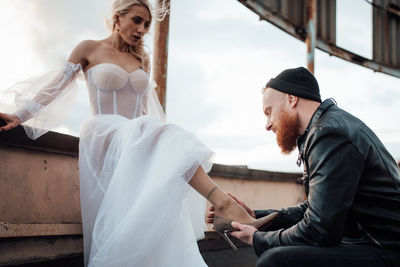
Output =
[
  {"x1": 242, "y1": 0, "x2": 336, "y2": 43},
  {"x1": 0, "y1": 222, "x2": 82, "y2": 238},
  {"x1": 317, "y1": 0, "x2": 336, "y2": 44},
  {"x1": 306, "y1": 0, "x2": 317, "y2": 73},
  {"x1": 152, "y1": 0, "x2": 170, "y2": 112},
  {"x1": 317, "y1": 40, "x2": 400, "y2": 77},
  {"x1": 238, "y1": 0, "x2": 400, "y2": 78},
  {"x1": 373, "y1": 0, "x2": 400, "y2": 68},
  {"x1": 264, "y1": 0, "x2": 307, "y2": 27},
  {"x1": 239, "y1": 0, "x2": 306, "y2": 40}
]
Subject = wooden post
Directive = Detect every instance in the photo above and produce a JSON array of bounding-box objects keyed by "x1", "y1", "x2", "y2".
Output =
[{"x1": 152, "y1": 0, "x2": 170, "y2": 112}]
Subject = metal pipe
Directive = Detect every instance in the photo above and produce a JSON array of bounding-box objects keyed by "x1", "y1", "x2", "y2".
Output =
[
  {"x1": 388, "y1": 3, "x2": 400, "y2": 17},
  {"x1": 306, "y1": 0, "x2": 317, "y2": 74},
  {"x1": 152, "y1": 0, "x2": 171, "y2": 112}
]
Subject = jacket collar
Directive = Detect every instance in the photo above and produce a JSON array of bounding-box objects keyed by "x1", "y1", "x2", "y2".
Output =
[{"x1": 296, "y1": 98, "x2": 336, "y2": 166}]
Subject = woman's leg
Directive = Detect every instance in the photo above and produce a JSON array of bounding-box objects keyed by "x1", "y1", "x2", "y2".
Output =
[{"x1": 189, "y1": 166, "x2": 255, "y2": 223}]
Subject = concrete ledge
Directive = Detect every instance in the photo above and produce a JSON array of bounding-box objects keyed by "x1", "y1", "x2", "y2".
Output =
[
  {"x1": 210, "y1": 163, "x2": 302, "y2": 182},
  {"x1": 0, "y1": 125, "x2": 302, "y2": 182},
  {"x1": 0, "y1": 222, "x2": 82, "y2": 238},
  {"x1": 0, "y1": 125, "x2": 78, "y2": 157}
]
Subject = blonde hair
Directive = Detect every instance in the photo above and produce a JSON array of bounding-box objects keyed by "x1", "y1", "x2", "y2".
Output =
[{"x1": 108, "y1": 0, "x2": 169, "y2": 72}]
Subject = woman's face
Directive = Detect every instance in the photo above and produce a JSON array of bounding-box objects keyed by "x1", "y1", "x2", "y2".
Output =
[{"x1": 116, "y1": 5, "x2": 151, "y2": 46}]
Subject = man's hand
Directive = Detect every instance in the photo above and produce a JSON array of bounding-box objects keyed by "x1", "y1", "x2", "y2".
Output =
[
  {"x1": 206, "y1": 193, "x2": 255, "y2": 224},
  {"x1": 228, "y1": 193, "x2": 256, "y2": 218},
  {"x1": 229, "y1": 221, "x2": 257, "y2": 246},
  {"x1": 206, "y1": 206, "x2": 215, "y2": 223}
]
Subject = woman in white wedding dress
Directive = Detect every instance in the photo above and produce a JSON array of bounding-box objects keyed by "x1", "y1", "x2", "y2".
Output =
[{"x1": 0, "y1": 0, "x2": 276, "y2": 266}]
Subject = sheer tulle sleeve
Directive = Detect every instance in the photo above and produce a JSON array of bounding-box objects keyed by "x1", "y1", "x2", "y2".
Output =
[
  {"x1": 0, "y1": 62, "x2": 83, "y2": 139},
  {"x1": 142, "y1": 80, "x2": 166, "y2": 121}
]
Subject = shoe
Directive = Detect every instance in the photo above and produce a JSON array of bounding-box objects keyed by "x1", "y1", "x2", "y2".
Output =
[{"x1": 213, "y1": 212, "x2": 279, "y2": 250}]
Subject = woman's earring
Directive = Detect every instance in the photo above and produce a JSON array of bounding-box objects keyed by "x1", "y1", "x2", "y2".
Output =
[{"x1": 113, "y1": 18, "x2": 119, "y2": 32}]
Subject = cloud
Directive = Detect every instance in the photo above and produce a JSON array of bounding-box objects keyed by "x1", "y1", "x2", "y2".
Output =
[
  {"x1": 22, "y1": 0, "x2": 110, "y2": 67},
  {"x1": 1, "y1": 0, "x2": 399, "y2": 172}
]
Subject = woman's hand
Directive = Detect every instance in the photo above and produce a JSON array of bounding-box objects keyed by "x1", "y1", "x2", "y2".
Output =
[{"x1": 0, "y1": 113, "x2": 21, "y2": 132}]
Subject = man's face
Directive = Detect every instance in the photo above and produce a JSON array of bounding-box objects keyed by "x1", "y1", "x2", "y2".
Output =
[{"x1": 262, "y1": 88, "x2": 301, "y2": 154}]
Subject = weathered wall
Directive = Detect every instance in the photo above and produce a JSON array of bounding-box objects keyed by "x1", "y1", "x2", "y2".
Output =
[
  {"x1": 211, "y1": 176, "x2": 304, "y2": 210},
  {"x1": 0, "y1": 128, "x2": 82, "y2": 265},
  {"x1": 0, "y1": 127, "x2": 304, "y2": 265},
  {"x1": 0, "y1": 146, "x2": 80, "y2": 224}
]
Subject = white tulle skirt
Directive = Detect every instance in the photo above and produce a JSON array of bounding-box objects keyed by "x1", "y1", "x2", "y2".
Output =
[{"x1": 78, "y1": 114, "x2": 213, "y2": 267}]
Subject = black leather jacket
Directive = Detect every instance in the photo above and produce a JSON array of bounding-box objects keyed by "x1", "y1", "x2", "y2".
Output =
[{"x1": 253, "y1": 99, "x2": 400, "y2": 256}]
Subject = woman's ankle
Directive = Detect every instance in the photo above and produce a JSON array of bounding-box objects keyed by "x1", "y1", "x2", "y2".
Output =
[
  {"x1": 212, "y1": 194, "x2": 255, "y2": 223},
  {"x1": 212, "y1": 195, "x2": 233, "y2": 213}
]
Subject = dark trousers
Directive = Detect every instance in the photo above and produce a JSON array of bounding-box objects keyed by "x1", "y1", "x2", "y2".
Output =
[{"x1": 256, "y1": 244, "x2": 400, "y2": 267}]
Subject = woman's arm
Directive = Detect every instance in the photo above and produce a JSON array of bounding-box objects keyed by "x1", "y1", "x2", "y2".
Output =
[
  {"x1": 24, "y1": 40, "x2": 94, "y2": 110},
  {"x1": 0, "y1": 40, "x2": 95, "y2": 138}
]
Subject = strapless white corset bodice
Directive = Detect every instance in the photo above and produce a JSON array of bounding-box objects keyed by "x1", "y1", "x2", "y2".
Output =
[{"x1": 85, "y1": 63, "x2": 150, "y2": 119}]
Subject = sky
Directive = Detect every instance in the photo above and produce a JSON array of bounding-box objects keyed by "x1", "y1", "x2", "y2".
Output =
[{"x1": 0, "y1": 0, "x2": 399, "y2": 173}]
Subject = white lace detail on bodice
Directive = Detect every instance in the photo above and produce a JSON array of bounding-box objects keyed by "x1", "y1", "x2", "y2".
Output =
[{"x1": 85, "y1": 63, "x2": 150, "y2": 120}]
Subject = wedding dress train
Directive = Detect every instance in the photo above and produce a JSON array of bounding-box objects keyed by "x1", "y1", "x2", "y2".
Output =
[{"x1": 2, "y1": 62, "x2": 213, "y2": 266}]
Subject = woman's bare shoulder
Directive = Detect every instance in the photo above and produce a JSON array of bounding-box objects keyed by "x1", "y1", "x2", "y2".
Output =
[{"x1": 68, "y1": 40, "x2": 103, "y2": 67}]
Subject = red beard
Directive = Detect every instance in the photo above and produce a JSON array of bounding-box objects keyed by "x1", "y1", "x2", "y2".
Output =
[{"x1": 276, "y1": 109, "x2": 301, "y2": 154}]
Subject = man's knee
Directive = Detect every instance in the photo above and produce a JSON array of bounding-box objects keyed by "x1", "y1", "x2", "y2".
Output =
[{"x1": 256, "y1": 247, "x2": 290, "y2": 267}]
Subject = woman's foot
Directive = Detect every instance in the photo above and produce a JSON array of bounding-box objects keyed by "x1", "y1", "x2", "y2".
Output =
[
  {"x1": 206, "y1": 187, "x2": 278, "y2": 250},
  {"x1": 212, "y1": 193, "x2": 256, "y2": 224},
  {"x1": 211, "y1": 194, "x2": 278, "y2": 231}
]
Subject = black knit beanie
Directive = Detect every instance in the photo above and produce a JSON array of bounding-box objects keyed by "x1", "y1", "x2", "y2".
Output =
[{"x1": 265, "y1": 67, "x2": 322, "y2": 103}]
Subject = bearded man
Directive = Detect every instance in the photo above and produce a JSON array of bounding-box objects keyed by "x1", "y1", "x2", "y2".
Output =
[{"x1": 209, "y1": 67, "x2": 400, "y2": 266}]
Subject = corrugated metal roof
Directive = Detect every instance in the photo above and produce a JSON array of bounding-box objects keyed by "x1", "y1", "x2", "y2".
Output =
[
  {"x1": 317, "y1": 0, "x2": 336, "y2": 44},
  {"x1": 251, "y1": 0, "x2": 336, "y2": 44},
  {"x1": 238, "y1": 0, "x2": 400, "y2": 78},
  {"x1": 373, "y1": 0, "x2": 400, "y2": 68}
]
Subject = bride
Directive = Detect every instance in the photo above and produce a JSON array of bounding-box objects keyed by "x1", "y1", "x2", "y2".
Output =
[{"x1": 0, "y1": 0, "x2": 276, "y2": 266}]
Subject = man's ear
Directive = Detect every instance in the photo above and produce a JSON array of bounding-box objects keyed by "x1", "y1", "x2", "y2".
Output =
[{"x1": 287, "y1": 94, "x2": 298, "y2": 108}]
